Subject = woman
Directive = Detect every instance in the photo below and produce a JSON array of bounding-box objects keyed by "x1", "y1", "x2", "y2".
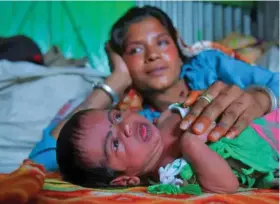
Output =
[{"x1": 29, "y1": 6, "x2": 279, "y2": 171}]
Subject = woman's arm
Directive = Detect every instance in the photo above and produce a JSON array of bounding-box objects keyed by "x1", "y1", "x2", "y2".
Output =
[
  {"x1": 184, "y1": 50, "x2": 279, "y2": 99},
  {"x1": 51, "y1": 43, "x2": 132, "y2": 139},
  {"x1": 51, "y1": 72, "x2": 130, "y2": 139},
  {"x1": 180, "y1": 131, "x2": 239, "y2": 193}
]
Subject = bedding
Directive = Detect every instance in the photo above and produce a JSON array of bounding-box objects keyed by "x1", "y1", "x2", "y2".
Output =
[
  {"x1": 1, "y1": 40, "x2": 278, "y2": 203},
  {"x1": 0, "y1": 160, "x2": 279, "y2": 204},
  {"x1": 0, "y1": 60, "x2": 107, "y2": 173}
]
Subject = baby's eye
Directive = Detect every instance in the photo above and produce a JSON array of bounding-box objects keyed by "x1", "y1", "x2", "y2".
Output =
[
  {"x1": 112, "y1": 139, "x2": 119, "y2": 151},
  {"x1": 113, "y1": 111, "x2": 122, "y2": 123}
]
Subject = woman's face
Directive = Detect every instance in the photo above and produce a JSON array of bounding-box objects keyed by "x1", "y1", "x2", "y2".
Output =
[
  {"x1": 77, "y1": 109, "x2": 163, "y2": 176},
  {"x1": 122, "y1": 17, "x2": 183, "y2": 92}
]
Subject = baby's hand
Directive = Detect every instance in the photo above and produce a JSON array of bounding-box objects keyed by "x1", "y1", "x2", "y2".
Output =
[{"x1": 182, "y1": 122, "x2": 216, "y2": 143}]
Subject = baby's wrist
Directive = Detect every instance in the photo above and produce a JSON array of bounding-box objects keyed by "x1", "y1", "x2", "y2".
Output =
[{"x1": 180, "y1": 132, "x2": 197, "y2": 146}]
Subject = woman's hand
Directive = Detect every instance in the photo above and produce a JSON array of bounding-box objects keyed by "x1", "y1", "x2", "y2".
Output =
[
  {"x1": 105, "y1": 42, "x2": 132, "y2": 87},
  {"x1": 180, "y1": 81, "x2": 271, "y2": 142}
]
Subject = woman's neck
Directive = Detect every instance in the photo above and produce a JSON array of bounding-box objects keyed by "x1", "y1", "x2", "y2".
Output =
[{"x1": 145, "y1": 79, "x2": 189, "y2": 112}]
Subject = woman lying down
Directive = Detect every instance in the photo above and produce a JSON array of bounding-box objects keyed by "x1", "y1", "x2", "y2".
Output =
[{"x1": 56, "y1": 105, "x2": 279, "y2": 194}]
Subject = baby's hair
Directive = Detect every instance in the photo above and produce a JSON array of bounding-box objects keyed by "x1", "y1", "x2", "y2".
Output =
[
  {"x1": 56, "y1": 109, "x2": 123, "y2": 187},
  {"x1": 110, "y1": 5, "x2": 186, "y2": 61}
]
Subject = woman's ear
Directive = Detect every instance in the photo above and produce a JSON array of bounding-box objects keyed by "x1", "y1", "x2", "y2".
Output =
[{"x1": 110, "y1": 175, "x2": 140, "y2": 186}]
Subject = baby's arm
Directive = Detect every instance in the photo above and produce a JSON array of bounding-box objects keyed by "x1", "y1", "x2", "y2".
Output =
[{"x1": 180, "y1": 131, "x2": 239, "y2": 193}]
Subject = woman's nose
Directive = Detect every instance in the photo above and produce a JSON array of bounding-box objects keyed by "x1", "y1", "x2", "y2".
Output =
[{"x1": 145, "y1": 47, "x2": 160, "y2": 63}]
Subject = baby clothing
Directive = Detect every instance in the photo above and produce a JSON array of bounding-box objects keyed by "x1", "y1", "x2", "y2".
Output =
[{"x1": 153, "y1": 103, "x2": 279, "y2": 194}]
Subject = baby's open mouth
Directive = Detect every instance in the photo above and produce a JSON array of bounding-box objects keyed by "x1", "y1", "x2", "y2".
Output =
[{"x1": 139, "y1": 123, "x2": 151, "y2": 142}]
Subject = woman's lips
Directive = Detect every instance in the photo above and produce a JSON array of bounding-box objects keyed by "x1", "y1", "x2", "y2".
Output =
[
  {"x1": 139, "y1": 123, "x2": 151, "y2": 142},
  {"x1": 147, "y1": 66, "x2": 167, "y2": 77}
]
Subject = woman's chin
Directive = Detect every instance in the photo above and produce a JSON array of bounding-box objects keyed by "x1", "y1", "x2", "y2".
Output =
[{"x1": 147, "y1": 81, "x2": 174, "y2": 92}]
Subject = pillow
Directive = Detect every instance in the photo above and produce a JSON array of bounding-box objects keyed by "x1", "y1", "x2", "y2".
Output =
[{"x1": 218, "y1": 32, "x2": 257, "y2": 50}]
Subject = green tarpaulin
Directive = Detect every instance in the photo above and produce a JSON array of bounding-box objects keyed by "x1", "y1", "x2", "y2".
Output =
[{"x1": 0, "y1": 1, "x2": 134, "y2": 74}]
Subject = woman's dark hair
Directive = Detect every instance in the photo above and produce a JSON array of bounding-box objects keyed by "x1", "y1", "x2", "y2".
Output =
[
  {"x1": 110, "y1": 5, "x2": 186, "y2": 60},
  {"x1": 56, "y1": 109, "x2": 122, "y2": 187}
]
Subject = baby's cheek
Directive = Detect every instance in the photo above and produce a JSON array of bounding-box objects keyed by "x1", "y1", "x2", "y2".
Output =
[{"x1": 118, "y1": 145, "x2": 125, "y2": 153}]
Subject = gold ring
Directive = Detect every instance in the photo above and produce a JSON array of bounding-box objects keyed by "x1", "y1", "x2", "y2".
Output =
[{"x1": 198, "y1": 93, "x2": 213, "y2": 104}]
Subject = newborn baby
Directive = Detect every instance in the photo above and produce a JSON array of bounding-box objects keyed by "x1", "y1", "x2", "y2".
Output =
[{"x1": 56, "y1": 106, "x2": 279, "y2": 193}]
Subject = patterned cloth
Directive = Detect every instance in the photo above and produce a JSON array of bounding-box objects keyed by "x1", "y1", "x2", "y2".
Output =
[{"x1": 0, "y1": 161, "x2": 279, "y2": 204}]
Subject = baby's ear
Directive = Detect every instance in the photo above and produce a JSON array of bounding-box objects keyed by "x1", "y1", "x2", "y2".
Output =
[{"x1": 110, "y1": 175, "x2": 140, "y2": 186}]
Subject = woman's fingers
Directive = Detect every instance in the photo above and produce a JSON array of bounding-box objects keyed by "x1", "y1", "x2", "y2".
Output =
[
  {"x1": 192, "y1": 84, "x2": 243, "y2": 135},
  {"x1": 224, "y1": 99, "x2": 262, "y2": 139},
  {"x1": 180, "y1": 81, "x2": 226, "y2": 131},
  {"x1": 197, "y1": 122, "x2": 216, "y2": 143},
  {"x1": 184, "y1": 91, "x2": 203, "y2": 107},
  {"x1": 207, "y1": 93, "x2": 250, "y2": 141},
  {"x1": 224, "y1": 110, "x2": 254, "y2": 139}
]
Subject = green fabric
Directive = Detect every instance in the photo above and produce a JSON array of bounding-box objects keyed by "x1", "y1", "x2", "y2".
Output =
[
  {"x1": 148, "y1": 115, "x2": 278, "y2": 195},
  {"x1": 148, "y1": 184, "x2": 202, "y2": 196},
  {"x1": 0, "y1": 1, "x2": 134, "y2": 74},
  {"x1": 209, "y1": 117, "x2": 278, "y2": 188},
  {"x1": 180, "y1": 163, "x2": 194, "y2": 181}
]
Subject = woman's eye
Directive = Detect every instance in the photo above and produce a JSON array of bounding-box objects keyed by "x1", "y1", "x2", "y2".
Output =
[
  {"x1": 158, "y1": 39, "x2": 169, "y2": 47},
  {"x1": 128, "y1": 47, "x2": 142, "y2": 55},
  {"x1": 113, "y1": 139, "x2": 119, "y2": 151}
]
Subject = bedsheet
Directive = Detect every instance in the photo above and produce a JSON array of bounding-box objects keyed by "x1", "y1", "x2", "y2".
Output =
[{"x1": 0, "y1": 160, "x2": 278, "y2": 204}]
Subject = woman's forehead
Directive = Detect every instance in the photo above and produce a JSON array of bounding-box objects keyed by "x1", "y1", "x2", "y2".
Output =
[{"x1": 125, "y1": 17, "x2": 168, "y2": 42}]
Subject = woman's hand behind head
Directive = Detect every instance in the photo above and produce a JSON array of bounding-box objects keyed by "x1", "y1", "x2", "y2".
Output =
[{"x1": 106, "y1": 42, "x2": 132, "y2": 87}]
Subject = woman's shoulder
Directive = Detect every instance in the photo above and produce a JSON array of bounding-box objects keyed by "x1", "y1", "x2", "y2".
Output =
[
  {"x1": 180, "y1": 50, "x2": 223, "y2": 90},
  {"x1": 182, "y1": 49, "x2": 225, "y2": 67}
]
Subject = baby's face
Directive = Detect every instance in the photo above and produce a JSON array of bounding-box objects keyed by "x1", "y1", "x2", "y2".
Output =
[{"x1": 77, "y1": 109, "x2": 163, "y2": 176}]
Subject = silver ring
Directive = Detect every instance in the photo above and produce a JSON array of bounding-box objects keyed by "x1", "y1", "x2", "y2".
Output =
[{"x1": 198, "y1": 93, "x2": 213, "y2": 104}]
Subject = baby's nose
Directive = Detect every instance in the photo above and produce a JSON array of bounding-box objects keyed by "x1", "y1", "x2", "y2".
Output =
[{"x1": 123, "y1": 123, "x2": 132, "y2": 138}]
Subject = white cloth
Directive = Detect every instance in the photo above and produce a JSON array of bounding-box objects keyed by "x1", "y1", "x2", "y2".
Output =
[
  {"x1": 159, "y1": 103, "x2": 190, "y2": 186},
  {"x1": 0, "y1": 60, "x2": 107, "y2": 173},
  {"x1": 159, "y1": 159, "x2": 187, "y2": 187}
]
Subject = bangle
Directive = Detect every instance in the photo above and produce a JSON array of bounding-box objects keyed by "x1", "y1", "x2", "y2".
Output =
[
  {"x1": 168, "y1": 103, "x2": 190, "y2": 118},
  {"x1": 246, "y1": 85, "x2": 278, "y2": 113},
  {"x1": 93, "y1": 82, "x2": 119, "y2": 107}
]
